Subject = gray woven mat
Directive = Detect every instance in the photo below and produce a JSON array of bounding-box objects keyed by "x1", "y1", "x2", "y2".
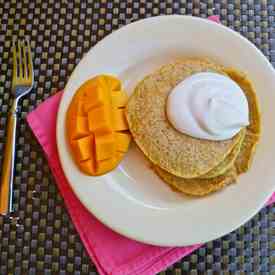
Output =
[{"x1": 0, "y1": 0, "x2": 274, "y2": 274}]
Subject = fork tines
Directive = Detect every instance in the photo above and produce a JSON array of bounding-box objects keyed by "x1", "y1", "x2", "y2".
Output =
[{"x1": 12, "y1": 38, "x2": 33, "y2": 86}]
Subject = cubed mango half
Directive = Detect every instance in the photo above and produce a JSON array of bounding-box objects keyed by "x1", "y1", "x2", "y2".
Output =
[
  {"x1": 66, "y1": 75, "x2": 131, "y2": 176},
  {"x1": 88, "y1": 105, "x2": 113, "y2": 134},
  {"x1": 79, "y1": 158, "x2": 96, "y2": 175},
  {"x1": 115, "y1": 132, "x2": 131, "y2": 152},
  {"x1": 68, "y1": 116, "x2": 89, "y2": 140},
  {"x1": 111, "y1": 91, "x2": 128, "y2": 108},
  {"x1": 95, "y1": 133, "x2": 115, "y2": 161},
  {"x1": 71, "y1": 135, "x2": 93, "y2": 161},
  {"x1": 84, "y1": 85, "x2": 110, "y2": 113},
  {"x1": 113, "y1": 109, "x2": 128, "y2": 131},
  {"x1": 104, "y1": 75, "x2": 121, "y2": 91}
]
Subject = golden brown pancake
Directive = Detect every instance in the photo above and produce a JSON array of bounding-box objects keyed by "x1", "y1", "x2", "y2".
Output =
[
  {"x1": 152, "y1": 67, "x2": 261, "y2": 196},
  {"x1": 224, "y1": 68, "x2": 260, "y2": 176},
  {"x1": 155, "y1": 166, "x2": 238, "y2": 196},
  {"x1": 234, "y1": 133, "x2": 259, "y2": 174},
  {"x1": 199, "y1": 129, "x2": 245, "y2": 179},
  {"x1": 126, "y1": 59, "x2": 244, "y2": 178},
  {"x1": 225, "y1": 68, "x2": 261, "y2": 136},
  {"x1": 154, "y1": 132, "x2": 258, "y2": 196}
]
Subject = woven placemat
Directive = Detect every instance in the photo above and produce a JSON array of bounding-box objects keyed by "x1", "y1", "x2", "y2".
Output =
[{"x1": 0, "y1": 0, "x2": 274, "y2": 274}]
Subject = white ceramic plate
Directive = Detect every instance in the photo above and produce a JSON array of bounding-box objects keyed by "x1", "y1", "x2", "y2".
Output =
[{"x1": 57, "y1": 15, "x2": 275, "y2": 246}]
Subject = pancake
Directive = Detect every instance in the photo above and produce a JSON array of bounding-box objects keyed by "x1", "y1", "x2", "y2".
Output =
[
  {"x1": 224, "y1": 68, "x2": 261, "y2": 175},
  {"x1": 234, "y1": 133, "x2": 259, "y2": 174},
  {"x1": 126, "y1": 58, "x2": 243, "y2": 178},
  {"x1": 225, "y1": 68, "x2": 261, "y2": 136},
  {"x1": 199, "y1": 68, "x2": 260, "y2": 179},
  {"x1": 152, "y1": 67, "x2": 261, "y2": 196},
  {"x1": 154, "y1": 131, "x2": 257, "y2": 196},
  {"x1": 199, "y1": 128, "x2": 245, "y2": 179},
  {"x1": 155, "y1": 166, "x2": 238, "y2": 196}
]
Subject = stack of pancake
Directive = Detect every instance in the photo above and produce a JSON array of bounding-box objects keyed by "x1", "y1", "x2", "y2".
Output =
[{"x1": 126, "y1": 59, "x2": 261, "y2": 196}]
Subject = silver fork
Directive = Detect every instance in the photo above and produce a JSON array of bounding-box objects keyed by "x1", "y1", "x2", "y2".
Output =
[{"x1": 0, "y1": 39, "x2": 34, "y2": 215}]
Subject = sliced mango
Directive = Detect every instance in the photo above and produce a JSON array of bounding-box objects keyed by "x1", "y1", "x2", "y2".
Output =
[
  {"x1": 69, "y1": 98, "x2": 86, "y2": 117},
  {"x1": 66, "y1": 75, "x2": 131, "y2": 176},
  {"x1": 115, "y1": 151, "x2": 125, "y2": 162},
  {"x1": 95, "y1": 134, "x2": 115, "y2": 161},
  {"x1": 83, "y1": 75, "x2": 108, "y2": 92},
  {"x1": 111, "y1": 91, "x2": 128, "y2": 108},
  {"x1": 88, "y1": 105, "x2": 113, "y2": 134},
  {"x1": 97, "y1": 157, "x2": 117, "y2": 175},
  {"x1": 104, "y1": 75, "x2": 121, "y2": 91},
  {"x1": 75, "y1": 135, "x2": 93, "y2": 161},
  {"x1": 113, "y1": 109, "x2": 128, "y2": 131},
  {"x1": 75, "y1": 99, "x2": 85, "y2": 116},
  {"x1": 95, "y1": 75, "x2": 109, "y2": 90},
  {"x1": 115, "y1": 132, "x2": 131, "y2": 152},
  {"x1": 68, "y1": 116, "x2": 89, "y2": 140},
  {"x1": 84, "y1": 85, "x2": 110, "y2": 113},
  {"x1": 79, "y1": 159, "x2": 96, "y2": 175}
]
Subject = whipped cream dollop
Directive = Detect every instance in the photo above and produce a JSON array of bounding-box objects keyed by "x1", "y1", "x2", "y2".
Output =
[{"x1": 166, "y1": 72, "x2": 249, "y2": 141}]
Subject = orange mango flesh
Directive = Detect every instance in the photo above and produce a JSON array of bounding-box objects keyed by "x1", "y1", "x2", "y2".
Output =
[
  {"x1": 113, "y1": 109, "x2": 128, "y2": 131},
  {"x1": 69, "y1": 116, "x2": 89, "y2": 140},
  {"x1": 88, "y1": 105, "x2": 113, "y2": 134},
  {"x1": 115, "y1": 132, "x2": 131, "y2": 152},
  {"x1": 105, "y1": 75, "x2": 122, "y2": 91},
  {"x1": 75, "y1": 135, "x2": 93, "y2": 161},
  {"x1": 66, "y1": 75, "x2": 131, "y2": 176},
  {"x1": 111, "y1": 91, "x2": 128, "y2": 108},
  {"x1": 79, "y1": 159, "x2": 96, "y2": 175},
  {"x1": 95, "y1": 133, "x2": 115, "y2": 161},
  {"x1": 84, "y1": 85, "x2": 109, "y2": 112}
]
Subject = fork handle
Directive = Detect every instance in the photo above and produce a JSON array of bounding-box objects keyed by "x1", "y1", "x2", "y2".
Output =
[{"x1": 0, "y1": 102, "x2": 18, "y2": 215}]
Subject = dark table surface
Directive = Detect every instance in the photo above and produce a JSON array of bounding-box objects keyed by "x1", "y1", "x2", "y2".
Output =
[{"x1": 0, "y1": 1, "x2": 274, "y2": 274}]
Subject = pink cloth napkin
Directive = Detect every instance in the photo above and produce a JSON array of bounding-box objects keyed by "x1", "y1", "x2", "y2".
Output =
[
  {"x1": 26, "y1": 16, "x2": 274, "y2": 275},
  {"x1": 26, "y1": 92, "x2": 275, "y2": 275}
]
